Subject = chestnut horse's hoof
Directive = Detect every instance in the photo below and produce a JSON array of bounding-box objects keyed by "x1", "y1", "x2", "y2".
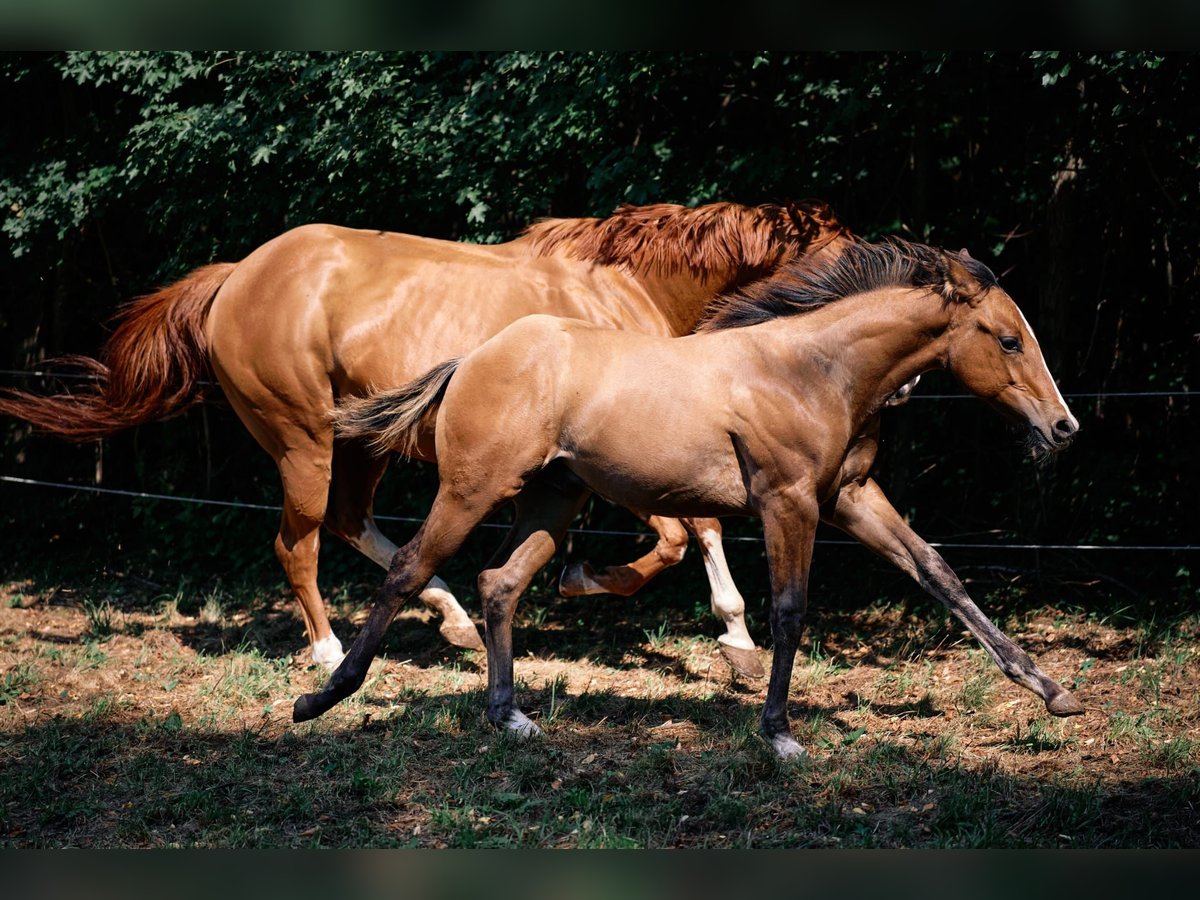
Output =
[
  {"x1": 558, "y1": 562, "x2": 603, "y2": 597},
  {"x1": 719, "y1": 642, "x2": 765, "y2": 679},
  {"x1": 1045, "y1": 689, "x2": 1085, "y2": 717},
  {"x1": 440, "y1": 621, "x2": 485, "y2": 651}
]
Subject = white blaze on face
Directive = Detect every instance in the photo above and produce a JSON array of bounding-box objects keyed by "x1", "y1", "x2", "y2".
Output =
[{"x1": 1014, "y1": 302, "x2": 1078, "y2": 431}]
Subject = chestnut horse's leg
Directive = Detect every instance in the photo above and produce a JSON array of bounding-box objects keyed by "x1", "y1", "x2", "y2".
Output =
[
  {"x1": 824, "y1": 478, "x2": 1084, "y2": 717},
  {"x1": 558, "y1": 513, "x2": 688, "y2": 597},
  {"x1": 559, "y1": 514, "x2": 765, "y2": 678},
  {"x1": 216, "y1": 378, "x2": 345, "y2": 670},
  {"x1": 685, "y1": 519, "x2": 764, "y2": 679},
  {"x1": 479, "y1": 478, "x2": 591, "y2": 737},
  {"x1": 326, "y1": 439, "x2": 485, "y2": 651},
  {"x1": 758, "y1": 491, "x2": 820, "y2": 760}
]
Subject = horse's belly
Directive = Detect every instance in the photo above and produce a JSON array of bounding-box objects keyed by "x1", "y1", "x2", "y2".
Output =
[{"x1": 564, "y1": 450, "x2": 751, "y2": 519}]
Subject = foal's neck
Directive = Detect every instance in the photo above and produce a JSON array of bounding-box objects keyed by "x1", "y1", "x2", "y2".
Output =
[
  {"x1": 837, "y1": 288, "x2": 953, "y2": 423},
  {"x1": 780, "y1": 287, "x2": 953, "y2": 427}
]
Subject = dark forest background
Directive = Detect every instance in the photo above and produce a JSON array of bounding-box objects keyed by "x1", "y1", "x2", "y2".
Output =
[{"x1": 0, "y1": 51, "x2": 1195, "y2": 606}]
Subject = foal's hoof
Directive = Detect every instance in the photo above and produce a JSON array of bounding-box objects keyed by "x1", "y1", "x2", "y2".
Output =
[
  {"x1": 440, "y1": 621, "x2": 485, "y2": 652},
  {"x1": 1045, "y1": 689, "x2": 1085, "y2": 717},
  {"x1": 495, "y1": 709, "x2": 543, "y2": 739},
  {"x1": 765, "y1": 732, "x2": 808, "y2": 761},
  {"x1": 292, "y1": 692, "x2": 324, "y2": 723},
  {"x1": 558, "y1": 562, "x2": 605, "y2": 597},
  {"x1": 718, "y1": 641, "x2": 765, "y2": 679}
]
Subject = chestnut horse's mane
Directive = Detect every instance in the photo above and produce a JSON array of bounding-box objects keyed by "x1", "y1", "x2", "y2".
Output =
[
  {"x1": 522, "y1": 199, "x2": 849, "y2": 278},
  {"x1": 697, "y1": 238, "x2": 999, "y2": 332}
]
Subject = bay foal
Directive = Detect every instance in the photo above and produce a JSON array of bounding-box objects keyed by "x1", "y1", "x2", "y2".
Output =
[{"x1": 300, "y1": 239, "x2": 1083, "y2": 758}]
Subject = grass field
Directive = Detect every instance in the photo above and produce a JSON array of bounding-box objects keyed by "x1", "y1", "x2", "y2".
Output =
[{"x1": 1, "y1": 492, "x2": 1197, "y2": 848}]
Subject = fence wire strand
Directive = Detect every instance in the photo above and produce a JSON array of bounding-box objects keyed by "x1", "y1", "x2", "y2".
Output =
[{"x1": 2, "y1": 474, "x2": 1195, "y2": 552}]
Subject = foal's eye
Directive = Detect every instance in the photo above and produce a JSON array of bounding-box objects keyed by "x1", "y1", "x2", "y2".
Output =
[{"x1": 999, "y1": 336, "x2": 1023, "y2": 353}]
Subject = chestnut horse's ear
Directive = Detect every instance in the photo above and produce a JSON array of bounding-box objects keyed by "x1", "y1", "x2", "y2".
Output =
[{"x1": 942, "y1": 249, "x2": 984, "y2": 304}]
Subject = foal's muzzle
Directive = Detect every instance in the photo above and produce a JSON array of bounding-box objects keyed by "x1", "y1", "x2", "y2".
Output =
[
  {"x1": 1051, "y1": 417, "x2": 1078, "y2": 444},
  {"x1": 1026, "y1": 420, "x2": 1076, "y2": 462}
]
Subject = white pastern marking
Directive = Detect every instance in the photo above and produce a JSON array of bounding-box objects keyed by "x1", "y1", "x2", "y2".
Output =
[
  {"x1": 770, "y1": 732, "x2": 807, "y2": 760},
  {"x1": 346, "y1": 518, "x2": 399, "y2": 569},
  {"x1": 503, "y1": 710, "x2": 544, "y2": 738},
  {"x1": 562, "y1": 564, "x2": 609, "y2": 595}
]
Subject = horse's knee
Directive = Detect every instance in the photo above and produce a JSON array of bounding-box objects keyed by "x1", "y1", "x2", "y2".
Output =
[
  {"x1": 657, "y1": 538, "x2": 687, "y2": 568},
  {"x1": 771, "y1": 592, "x2": 808, "y2": 640},
  {"x1": 478, "y1": 569, "x2": 520, "y2": 622},
  {"x1": 274, "y1": 528, "x2": 319, "y2": 575},
  {"x1": 381, "y1": 545, "x2": 431, "y2": 598},
  {"x1": 653, "y1": 521, "x2": 689, "y2": 567}
]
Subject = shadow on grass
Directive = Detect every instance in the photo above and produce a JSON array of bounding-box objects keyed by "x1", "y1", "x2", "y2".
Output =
[{"x1": 3, "y1": 696, "x2": 1198, "y2": 849}]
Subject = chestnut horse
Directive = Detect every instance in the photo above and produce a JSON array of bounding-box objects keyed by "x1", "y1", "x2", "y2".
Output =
[
  {"x1": 306, "y1": 238, "x2": 1083, "y2": 758},
  {"x1": 0, "y1": 201, "x2": 853, "y2": 674}
]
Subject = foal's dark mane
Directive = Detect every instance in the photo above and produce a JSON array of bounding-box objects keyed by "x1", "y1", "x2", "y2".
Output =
[
  {"x1": 696, "y1": 238, "x2": 999, "y2": 332},
  {"x1": 522, "y1": 199, "x2": 850, "y2": 278}
]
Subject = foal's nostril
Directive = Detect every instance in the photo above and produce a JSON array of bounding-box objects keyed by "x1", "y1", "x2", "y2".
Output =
[{"x1": 1053, "y1": 419, "x2": 1077, "y2": 440}]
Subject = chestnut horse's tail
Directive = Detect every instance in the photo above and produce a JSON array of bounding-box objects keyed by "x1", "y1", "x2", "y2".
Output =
[
  {"x1": 332, "y1": 358, "x2": 463, "y2": 458},
  {"x1": 0, "y1": 263, "x2": 236, "y2": 442}
]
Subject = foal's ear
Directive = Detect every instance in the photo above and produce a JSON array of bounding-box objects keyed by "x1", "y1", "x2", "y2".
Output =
[{"x1": 941, "y1": 248, "x2": 985, "y2": 304}]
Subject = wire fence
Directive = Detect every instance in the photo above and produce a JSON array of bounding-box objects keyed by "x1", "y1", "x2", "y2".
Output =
[{"x1": 1, "y1": 474, "x2": 1195, "y2": 552}]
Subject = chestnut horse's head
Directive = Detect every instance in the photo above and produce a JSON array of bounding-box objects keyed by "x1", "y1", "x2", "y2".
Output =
[{"x1": 941, "y1": 249, "x2": 1079, "y2": 459}]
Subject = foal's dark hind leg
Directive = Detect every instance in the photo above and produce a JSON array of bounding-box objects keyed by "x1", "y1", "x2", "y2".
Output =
[
  {"x1": 292, "y1": 497, "x2": 484, "y2": 723},
  {"x1": 481, "y1": 478, "x2": 590, "y2": 737},
  {"x1": 825, "y1": 478, "x2": 1083, "y2": 717},
  {"x1": 325, "y1": 438, "x2": 485, "y2": 651}
]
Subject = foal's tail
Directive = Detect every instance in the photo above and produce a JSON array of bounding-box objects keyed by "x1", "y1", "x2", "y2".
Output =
[
  {"x1": 0, "y1": 263, "x2": 236, "y2": 441},
  {"x1": 333, "y1": 358, "x2": 463, "y2": 458}
]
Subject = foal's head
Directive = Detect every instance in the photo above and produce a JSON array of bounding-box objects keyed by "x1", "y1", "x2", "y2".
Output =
[{"x1": 941, "y1": 250, "x2": 1079, "y2": 458}]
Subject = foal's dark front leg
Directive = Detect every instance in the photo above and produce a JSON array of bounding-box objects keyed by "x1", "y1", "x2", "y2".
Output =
[
  {"x1": 758, "y1": 494, "x2": 820, "y2": 759},
  {"x1": 825, "y1": 478, "x2": 1083, "y2": 717}
]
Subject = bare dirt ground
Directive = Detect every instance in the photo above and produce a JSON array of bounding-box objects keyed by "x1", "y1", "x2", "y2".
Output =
[{"x1": 2, "y1": 548, "x2": 1197, "y2": 848}]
